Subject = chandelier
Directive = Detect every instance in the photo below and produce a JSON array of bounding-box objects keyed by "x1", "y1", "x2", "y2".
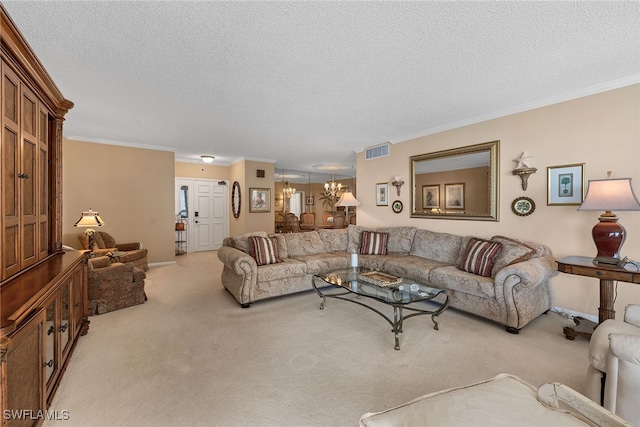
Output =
[
  {"x1": 324, "y1": 175, "x2": 343, "y2": 197},
  {"x1": 283, "y1": 181, "x2": 296, "y2": 199}
]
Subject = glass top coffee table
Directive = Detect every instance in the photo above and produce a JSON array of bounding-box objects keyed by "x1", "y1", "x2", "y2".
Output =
[{"x1": 312, "y1": 268, "x2": 449, "y2": 350}]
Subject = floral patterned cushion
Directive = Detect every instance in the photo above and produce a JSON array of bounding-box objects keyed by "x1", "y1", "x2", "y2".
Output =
[
  {"x1": 283, "y1": 231, "x2": 327, "y2": 256},
  {"x1": 318, "y1": 228, "x2": 348, "y2": 252},
  {"x1": 490, "y1": 236, "x2": 538, "y2": 278},
  {"x1": 230, "y1": 231, "x2": 269, "y2": 254}
]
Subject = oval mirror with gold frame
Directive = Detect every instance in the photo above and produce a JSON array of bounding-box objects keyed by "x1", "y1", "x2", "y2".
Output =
[
  {"x1": 232, "y1": 181, "x2": 241, "y2": 219},
  {"x1": 410, "y1": 140, "x2": 499, "y2": 221}
]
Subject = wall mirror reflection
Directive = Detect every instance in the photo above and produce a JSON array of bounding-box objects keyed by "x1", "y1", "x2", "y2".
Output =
[
  {"x1": 410, "y1": 141, "x2": 499, "y2": 221},
  {"x1": 274, "y1": 169, "x2": 355, "y2": 231}
]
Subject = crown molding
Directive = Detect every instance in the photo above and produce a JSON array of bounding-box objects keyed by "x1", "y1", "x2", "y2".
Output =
[
  {"x1": 231, "y1": 156, "x2": 277, "y2": 165},
  {"x1": 64, "y1": 135, "x2": 176, "y2": 152}
]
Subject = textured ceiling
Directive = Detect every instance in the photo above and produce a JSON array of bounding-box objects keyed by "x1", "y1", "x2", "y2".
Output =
[{"x1": 3, "y1": 1, "x2": 639, "y2": 175}]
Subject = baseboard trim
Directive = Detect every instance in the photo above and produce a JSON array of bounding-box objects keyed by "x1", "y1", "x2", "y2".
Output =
[
  {"x1": 551, "y1": 306, "x2": 598, "y2": 323},
  {"x1": 149, "y1": 261, "x2": 177, "y2": 268}
]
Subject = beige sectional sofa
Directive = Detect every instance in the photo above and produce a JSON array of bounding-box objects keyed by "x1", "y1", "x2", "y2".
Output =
[{"x1": 217, "y1": 225, "x2": 557, "y2": 332}]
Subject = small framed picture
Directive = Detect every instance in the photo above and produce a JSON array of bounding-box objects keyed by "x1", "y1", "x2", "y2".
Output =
[
  {"x1": 306, "y1": 195, "x2": 314, "y2": 205},
  {"x1": 547, "y1": 163, "x2": 585, "y2": 205},
  {"x1": 376, "y1": 183, "x2": 389, "y2": 206},
  {"x1": 249, "y1": 188, "x2": 271, "y2": 212},
  {"x1": 422, "y1": 185, "x2": 440, "y2": 209},
  {"x1": 444, "y1": 183, "x2": 465, "y2": 209},
  {"x1": 511, "y1": 196, "x2": 536, "y2": 216}
]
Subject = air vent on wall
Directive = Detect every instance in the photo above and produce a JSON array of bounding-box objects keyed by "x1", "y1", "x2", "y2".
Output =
[{"x1": 365, "y1": 143, "x2": 390, "y2": 160}]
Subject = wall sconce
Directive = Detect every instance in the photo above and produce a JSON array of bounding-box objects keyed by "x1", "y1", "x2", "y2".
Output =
[
  {"x1": 512, "y1": 152, "x2": 536, "y2": 191},
  {"x1": 391, "y1": 176, "x2": 405, "y2": 196}
]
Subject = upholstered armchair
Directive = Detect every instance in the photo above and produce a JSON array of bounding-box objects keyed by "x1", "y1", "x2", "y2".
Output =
[
  {"x1": 78, "y1": 231, "x2": 149, "y2": 271},
  {"x1": 586, "y1": 304, "x2": 640, "y2": 425},
  {"x1": 322, "y1": 212, "x2": 333, "y2": 226},
  {"x1": 332, "y1": 214, "x2": 347, "y2": 229},
  {"x1": 87, "y1": 256, "x2": 146, "y2": 315},
  {"x1": 282, "y1": 213, "x2": 300, "y2": 233},
  {"x1": 300, "y1": 212, "x2": 316, "y2": 230}
]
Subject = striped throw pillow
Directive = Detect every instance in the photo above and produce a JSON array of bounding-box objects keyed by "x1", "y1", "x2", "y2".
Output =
[
  {"x1": 249, "y1": 236, "x2": 281, "y2": 266},
  {"x1": 458, "y1": 238, "x2": 503, "y2": 277},
  {"x1": 359, "y1": 231, "x2": 389, "y2": 255}
]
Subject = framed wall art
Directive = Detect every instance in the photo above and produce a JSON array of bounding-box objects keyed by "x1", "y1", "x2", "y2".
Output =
[
  {"x1": 422, "y1": 185, "x2": 440, "y2": 209},
  {"x1": 444, "y1": 183, "x2": 465, "y2": 209},
  {"x1": 249, "y1": 188, "x2": 271, "y2": 212},
  {"x1": 306, "y1": 195, "x2": 314, "y2": 205},
  {"x1": 547, "y1": 163, "x2": 585, "y2": 205},
  {"x1": 376, "y1": 183, "x2": 389, "y2": 206}
]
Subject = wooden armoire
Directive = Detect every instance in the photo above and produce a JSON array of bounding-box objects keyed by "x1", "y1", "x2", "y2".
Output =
[{"x1": 1, "y1": 4, "x2": 89, "y2": 426}]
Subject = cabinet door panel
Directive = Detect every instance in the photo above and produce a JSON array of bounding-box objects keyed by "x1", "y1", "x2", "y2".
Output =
[
  {"x1": 37, "y1": 106, "x2": 48, "y2": 260},
  {"x1": 2, "y1": 65, "x2": 19, "y2": 123},
  {"x1": 44, "y1": 297, "x2": 58, "y2": 387},
  {"x1": 18, "y1": 85, "x2": 40, "y2": 268},
  {"x1": 2, "y1": 63, "x2": 21, "y2": 279},
  {"x1": 60, "y1": 282, "x2": 71, "y2": 359},
  {"x1": 72, "y1": 266, "x2": 84, "y2": 337},
  {"x1": 3, "y1": 308, "x2": 46, "y2": 427}
]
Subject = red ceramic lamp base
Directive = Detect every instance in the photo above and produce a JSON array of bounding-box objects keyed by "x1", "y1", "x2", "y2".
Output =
[{"x1": 591, "y1": 215, "x2": 626, "y2": 265}]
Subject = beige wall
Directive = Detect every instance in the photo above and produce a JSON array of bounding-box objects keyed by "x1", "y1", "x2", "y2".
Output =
[
  {"x1": 356, "y1": 84, "x2": 640, "y2": 317},
  {"x1": 175, "y1": 162, "x2": 229, "y2": 180},
  {"x1": 229, "y1": 160, "x2": 275, "y2": 235},
  {"x1": 63, "y1": 139, "x2": 175, "y2": 263}
]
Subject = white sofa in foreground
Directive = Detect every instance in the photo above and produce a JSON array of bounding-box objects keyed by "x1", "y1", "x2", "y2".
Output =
[
  {"x1": 359, "y1": 374, "x2": 633, "y2": 427},
  {"x1": 218, "y1": 225, "x2": 557, "y2": 332}
]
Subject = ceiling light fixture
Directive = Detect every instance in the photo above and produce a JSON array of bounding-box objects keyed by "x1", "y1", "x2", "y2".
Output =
[
  {"x1": 201, "y1": 155, "x2": 215, "y2": 164},
  {"x1": 324, "y1": 174, "x2": 343, "y2": 198},
  {"x1": 283, "y1": 181, "x2": 296, "y2": 199}
]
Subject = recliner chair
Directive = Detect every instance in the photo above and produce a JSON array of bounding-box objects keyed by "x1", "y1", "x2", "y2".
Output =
[
  {"x1": 87, "y1": 256, "x2": 146, "y2": 315},
  {"x1": 78, "y1": 231, "x2": 149, "y2": 271},
  {"x1": 585, "y1": 304, "x2": 640, "y2": 425}
]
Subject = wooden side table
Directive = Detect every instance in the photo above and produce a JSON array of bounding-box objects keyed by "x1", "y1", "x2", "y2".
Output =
[{"x1": 556, "y1": 256, "x2": 640, "y2": 340}]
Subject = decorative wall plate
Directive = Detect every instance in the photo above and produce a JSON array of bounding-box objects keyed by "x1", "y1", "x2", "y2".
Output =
[
  {"x1": 511, "y1": 196, "x2": 535, "y2": 216},
  {"x1": 392, "y1": 200, "x2": 403, "y2": 213}
]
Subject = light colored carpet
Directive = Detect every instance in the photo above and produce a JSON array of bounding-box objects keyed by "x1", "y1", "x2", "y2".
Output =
[{"x1": 44, "y1": 251, "x2": 589, "y2": 427}]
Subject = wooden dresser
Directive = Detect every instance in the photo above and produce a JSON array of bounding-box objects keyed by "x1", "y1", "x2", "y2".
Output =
[{"x1": 1, "y1": 4, "x2": 86, "y2": 426}]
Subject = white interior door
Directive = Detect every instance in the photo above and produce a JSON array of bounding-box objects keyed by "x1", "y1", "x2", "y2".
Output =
[
  {"x1": 193, "y1": 180, "x2": 227, "y2": 252},
  {"x1": 176, "y1": 178, "x2": 228, "y2": 253}
]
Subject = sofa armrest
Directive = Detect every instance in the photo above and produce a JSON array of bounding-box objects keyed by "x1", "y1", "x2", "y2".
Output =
[
  {"x1": 494, "y1": 256, "x2": 558, "y2": 290},
  {"x1": 604, "y1": 333, "x2": 640, "y2": 424},
  {"x1": 217, "y1": 246, "x2": 257, "y2": 275},
  {"x1": 609, "y1": 333, "x2": 640, "y2": 365},
  {"x1": 93, "y1": 248, "x2": 118, "y2": 256},
  {"x1": 89, "y1": 262, "x2": 134, "y2": 283},
  {"x1": 537, "y1": 382, "x2": 632, "y2": 427},
  {"x1": 116, "y1": 242, "x2": 141, "y2": 251},
  {"x1": 623, "y1": 304, "x2": 640, "y2": 328}
]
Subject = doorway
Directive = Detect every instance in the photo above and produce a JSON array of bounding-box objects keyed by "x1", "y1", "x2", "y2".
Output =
[
  {"x1": 288, "y1": 191, "x2": 305, "y2": 218},
  {"x1": 175, "y1": 178, "x2": 228, "y2": 252}
]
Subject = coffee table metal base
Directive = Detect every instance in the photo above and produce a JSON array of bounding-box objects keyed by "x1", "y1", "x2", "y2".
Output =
[{"x1": 312, "y1": 276, "x2": 449, "y2": 350}]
